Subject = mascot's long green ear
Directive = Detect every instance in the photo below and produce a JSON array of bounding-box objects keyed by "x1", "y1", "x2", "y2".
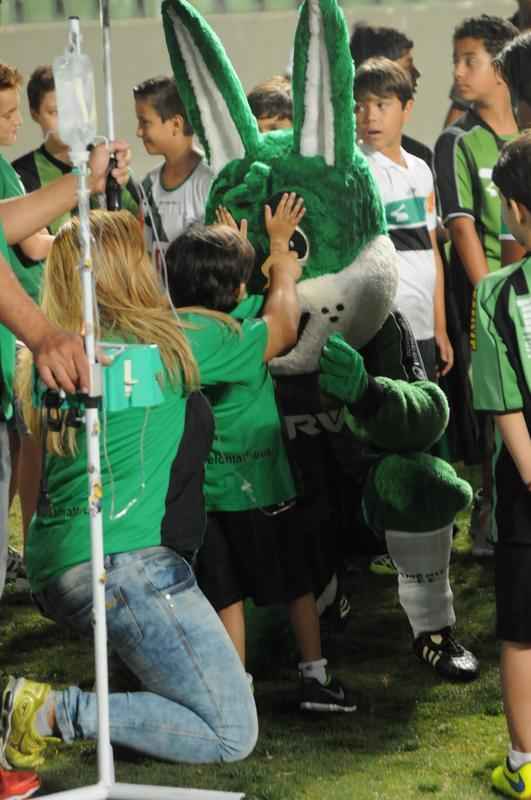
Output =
[
  {"x1": 292, "y1": 0, "x2": 354, "y2": 169},
  {"x1": 162, "y1": 0, "x2": 259, "y2": 174}
]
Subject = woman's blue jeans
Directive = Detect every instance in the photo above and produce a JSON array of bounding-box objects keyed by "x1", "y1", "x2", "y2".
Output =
[{"x1": 35, "y1": 546, "x2": 258, "y2": 763}]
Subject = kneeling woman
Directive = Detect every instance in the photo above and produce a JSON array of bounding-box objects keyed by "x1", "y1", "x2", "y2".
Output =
[{"x1": 4, "y1": 210, "x2": 257, "y2": 769}]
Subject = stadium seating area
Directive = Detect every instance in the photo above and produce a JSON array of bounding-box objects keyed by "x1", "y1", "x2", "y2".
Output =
[{"x1": 0, "y1": 0, "x2": 434, "y2": 23}]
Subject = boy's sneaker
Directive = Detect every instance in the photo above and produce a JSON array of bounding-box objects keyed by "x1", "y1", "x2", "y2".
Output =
[
  {"x1": 1, "y1": 677, "x2": 59, "y2": 769},
  {"x1": 299, "y1": 675, "x2": 357, "y2": 712},
  {"x1": 492, "y1": 759, "x2": 531, "y2": 798},
  {"x1": 470, "y1": 489, "x2": 495, "y2": 557},
  {"x1": 413, "y1": 627, "x2": 480, "y2": 682},
  {"x1": 369, "y1": 553, "x2": 397, "y2": 576},
  {"x1": 0, "y1": 768, "x2": 40, "y2": 800}
]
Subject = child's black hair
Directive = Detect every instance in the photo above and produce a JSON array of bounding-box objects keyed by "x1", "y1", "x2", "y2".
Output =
[
  {"x1": 247, "y1": 76, "x2": 292, "y2": 122},
  {"x1": 350, "y1": 24, "x2": 413, "y2": 66},
  {"x1": 354, "y1": 57, "x2": 413, "y2": 107},
  {"x1": 133, "y1": 75, "x2": 193, "y2": 135},
  {"x1": 453, "y1": 14, "x2": 518, "y2": 59},
  {"x1": 495, "y1": 31, "x2": 531, "y2": 106},
  {"x1": 492, "y1": 131, "x2": 531, "y2": 214},
  {"x1": 166, "y1": 224, "x2": 256, "y2": 313},
  {"x1": 27, "y1": 65, "x2": 54, "y2": 113}
]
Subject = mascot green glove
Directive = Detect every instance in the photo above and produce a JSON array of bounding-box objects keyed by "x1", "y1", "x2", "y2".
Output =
[{"x1": 162, "y1": 0, "x2": 478, "y2": 684}]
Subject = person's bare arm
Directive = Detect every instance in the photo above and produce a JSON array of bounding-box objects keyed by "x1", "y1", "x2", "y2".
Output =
[
  {"x1": 261, "y1": 193, "x2": 304, "y2": 361},
  {"x1": 0, "y1": 251, "x2": 89, "y2": 393},
  {"x1": 19, "y1": 229, "x2": 55, "y2": 261},
  {"x1": 502, "y1": 237, "x2": 526, "y2": 267},
  {"x1": 447, "y1": 216, "x2": 490, "y2": 286},
  {"x1": 495, "y1": 412, "x2": 531, "y2": 487},
  {"x1": 430, "y1": 229, "x2": 453, "y2": 376},
  {"x1": 262, "y1": 254, "x2": 302, "y2": 361},
  {"x1": 0, "y1": 139, "x2": 130, "y2": 244}
]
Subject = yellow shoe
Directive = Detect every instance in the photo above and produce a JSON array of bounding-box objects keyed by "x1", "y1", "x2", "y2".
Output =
[
  {"x1": 1, "y1": 677, "x2": 60, "y2": 769},
  {"x1": 492, "y1": 759, "x2": 531, "y2": 798}
]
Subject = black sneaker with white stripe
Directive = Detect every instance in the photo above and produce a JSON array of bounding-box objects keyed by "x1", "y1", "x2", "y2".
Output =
[
  {"x1": 299, "y1": 675, "x2": 357, "y2": 712},
  {"x1": 413, "y1": 627, "x2": 479, "y2": 682}
]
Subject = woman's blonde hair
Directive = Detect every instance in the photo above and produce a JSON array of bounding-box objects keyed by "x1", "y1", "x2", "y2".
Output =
[{"x1": 18, "y1": 210, "x2": 202, "y2": 456}]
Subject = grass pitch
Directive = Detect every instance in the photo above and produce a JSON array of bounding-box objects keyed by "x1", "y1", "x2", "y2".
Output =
[{"x1": 3, "y1": 473, "x2": 505, "y2": 799}]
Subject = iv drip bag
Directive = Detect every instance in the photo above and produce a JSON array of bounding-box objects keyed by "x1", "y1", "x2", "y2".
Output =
[{"x1": 53, "y1": 45, "x2": 97, "y2": 156}]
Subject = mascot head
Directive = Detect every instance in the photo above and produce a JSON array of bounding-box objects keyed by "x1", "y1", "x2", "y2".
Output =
[{"x1": 162, "y1": 0, "x2": 399, "y2": 374}]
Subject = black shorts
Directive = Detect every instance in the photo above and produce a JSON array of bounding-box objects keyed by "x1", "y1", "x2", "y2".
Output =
[
  {"x1": 196, "y1": 503, "x2": 326, "y2": 610},
  {"x1": 495, "y1": 447, "x2": 531, "y2": 642}
]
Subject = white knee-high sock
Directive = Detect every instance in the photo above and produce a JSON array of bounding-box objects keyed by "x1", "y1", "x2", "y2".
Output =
[{"x1": 385, "y1": 525, "x2": 456, "y2": 639}]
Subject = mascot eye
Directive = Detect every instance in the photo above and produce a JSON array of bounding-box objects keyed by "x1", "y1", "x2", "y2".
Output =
[{"x1": 289, "y1": 227, "x2": 309, "y2": 265}]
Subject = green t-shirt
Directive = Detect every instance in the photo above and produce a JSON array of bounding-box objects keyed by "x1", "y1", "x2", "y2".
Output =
[
  {"x1": 471, "y1": 255, "x2": 531, "y2": 540},
  {"x1": 12, "y1": 146, "x2": 140, "y2": 236},
  {"x1": 183, "y1": 299, "x2": 296, "y2": 511},
  {"x1": 0, "y1": 222, "x2": 15, "y2": 419},
  {"x1": 0, "y1": 153, "x2": 43, "y2": 302},
  {"x1": 435, "y1": 109, "x2": 515, "y2": 274},
  {"x1": 471, "y1": 256, "x2": 531, "y2": 415},
  {"x1": 26, "y1": 372, "x2": 190, "y2": 593}
]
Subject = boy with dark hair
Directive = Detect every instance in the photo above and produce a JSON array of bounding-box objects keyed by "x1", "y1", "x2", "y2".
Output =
[
  {"x1": 349, "y1": 23, "x2": 432, "y2": 169},
  {"x1": 495, "y1": 32, "x2": 531, "y2": 269},
  {"x1": 355, "y1": 58, "x2": 452, "y2": 384},
  {"x1": 13, "y1": 65, "x2": 138, "y2": 235},
  {"x1": 166, "y1": 196, "x2": 357, "y2": 712},
  {"x1": 134, "y1": 75, "x2": 213, "y2": 265},
  {"x1": 445, "y1": 3, "x2": 531, "y2": 127},
  {"x1": 247, "y1": 76, "x2": 292, "y2": 133},
  {"x1": 350, "y1": 24, "x2": 418, "y2": 84},
  {"x1": 472, "y1": 131, "x2": 531, "y2": 799},
  {"x1": 434, "y1": 14, "x2": 518, "y2": 555},
  {"x1": 496, "y1": 31, "x2": 531, "y2": 129}
]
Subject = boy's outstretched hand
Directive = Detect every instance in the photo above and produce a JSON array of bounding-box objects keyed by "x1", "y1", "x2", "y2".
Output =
[
  {"x1": 319, "y1": 333, "x2": 369, "y2": 406},
  {"x1": 215, "y1": 206, "x2": 248, "y2": 238},
  {"x1": 265, "y1": 192, "x2": 305, "y2": 254}
]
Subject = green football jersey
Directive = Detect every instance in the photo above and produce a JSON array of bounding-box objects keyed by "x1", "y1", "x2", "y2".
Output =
[
  {"x1": 471, "y1": 255, "x2": 531, "y2": 541},
  {"x1": 0, "y1": 153, "x2": 43, "y2": 302},
  {"x1": 435, "y1": 109, "x2": 515, "y2": 275},
  {"x1": 472, "y1": 256, "x2": 531, "y2": 416}
]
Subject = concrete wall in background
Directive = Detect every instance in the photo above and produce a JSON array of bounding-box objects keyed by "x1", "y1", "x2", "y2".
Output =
[{"x1": 0, "y1": 0, "x2": 517, "y2": 177}]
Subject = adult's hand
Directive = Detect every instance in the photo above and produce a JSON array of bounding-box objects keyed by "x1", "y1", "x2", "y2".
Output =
[
  {"x1": 32, "y1": 327, "x2": 89, "y2": 395},
  {"x1": 89, "y1": 139, "x2": 131, "y2": 194}
]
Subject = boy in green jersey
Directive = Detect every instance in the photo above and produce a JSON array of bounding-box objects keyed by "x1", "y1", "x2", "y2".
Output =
[
  {"x1": 434, "y1": 15, "x2": 518, "y2": 550},
  {"x1": 166, "y1": 195, "x2": 357, "y2": 713},
  {"x1": 472, "y1": 132, "x2": 531, "y2": 799}
]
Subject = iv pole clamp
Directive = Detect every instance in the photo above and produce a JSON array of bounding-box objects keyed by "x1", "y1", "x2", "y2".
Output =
[
  {"x1": 99, "y1": 0, "x2": 121, "y2": 211},
  {"x1": 43, "y1": 15, "x2": 242, "y2": 800}
]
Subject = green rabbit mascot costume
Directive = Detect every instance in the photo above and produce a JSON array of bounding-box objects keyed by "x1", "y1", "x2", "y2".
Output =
[{"x1": 161, "y1": 0, "x2": 479, "y2": 684}]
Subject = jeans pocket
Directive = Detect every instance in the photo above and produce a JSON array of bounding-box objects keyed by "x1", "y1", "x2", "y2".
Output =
[{"x1": 142, "y1": 552, "x2": 196, "y2": 597}]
